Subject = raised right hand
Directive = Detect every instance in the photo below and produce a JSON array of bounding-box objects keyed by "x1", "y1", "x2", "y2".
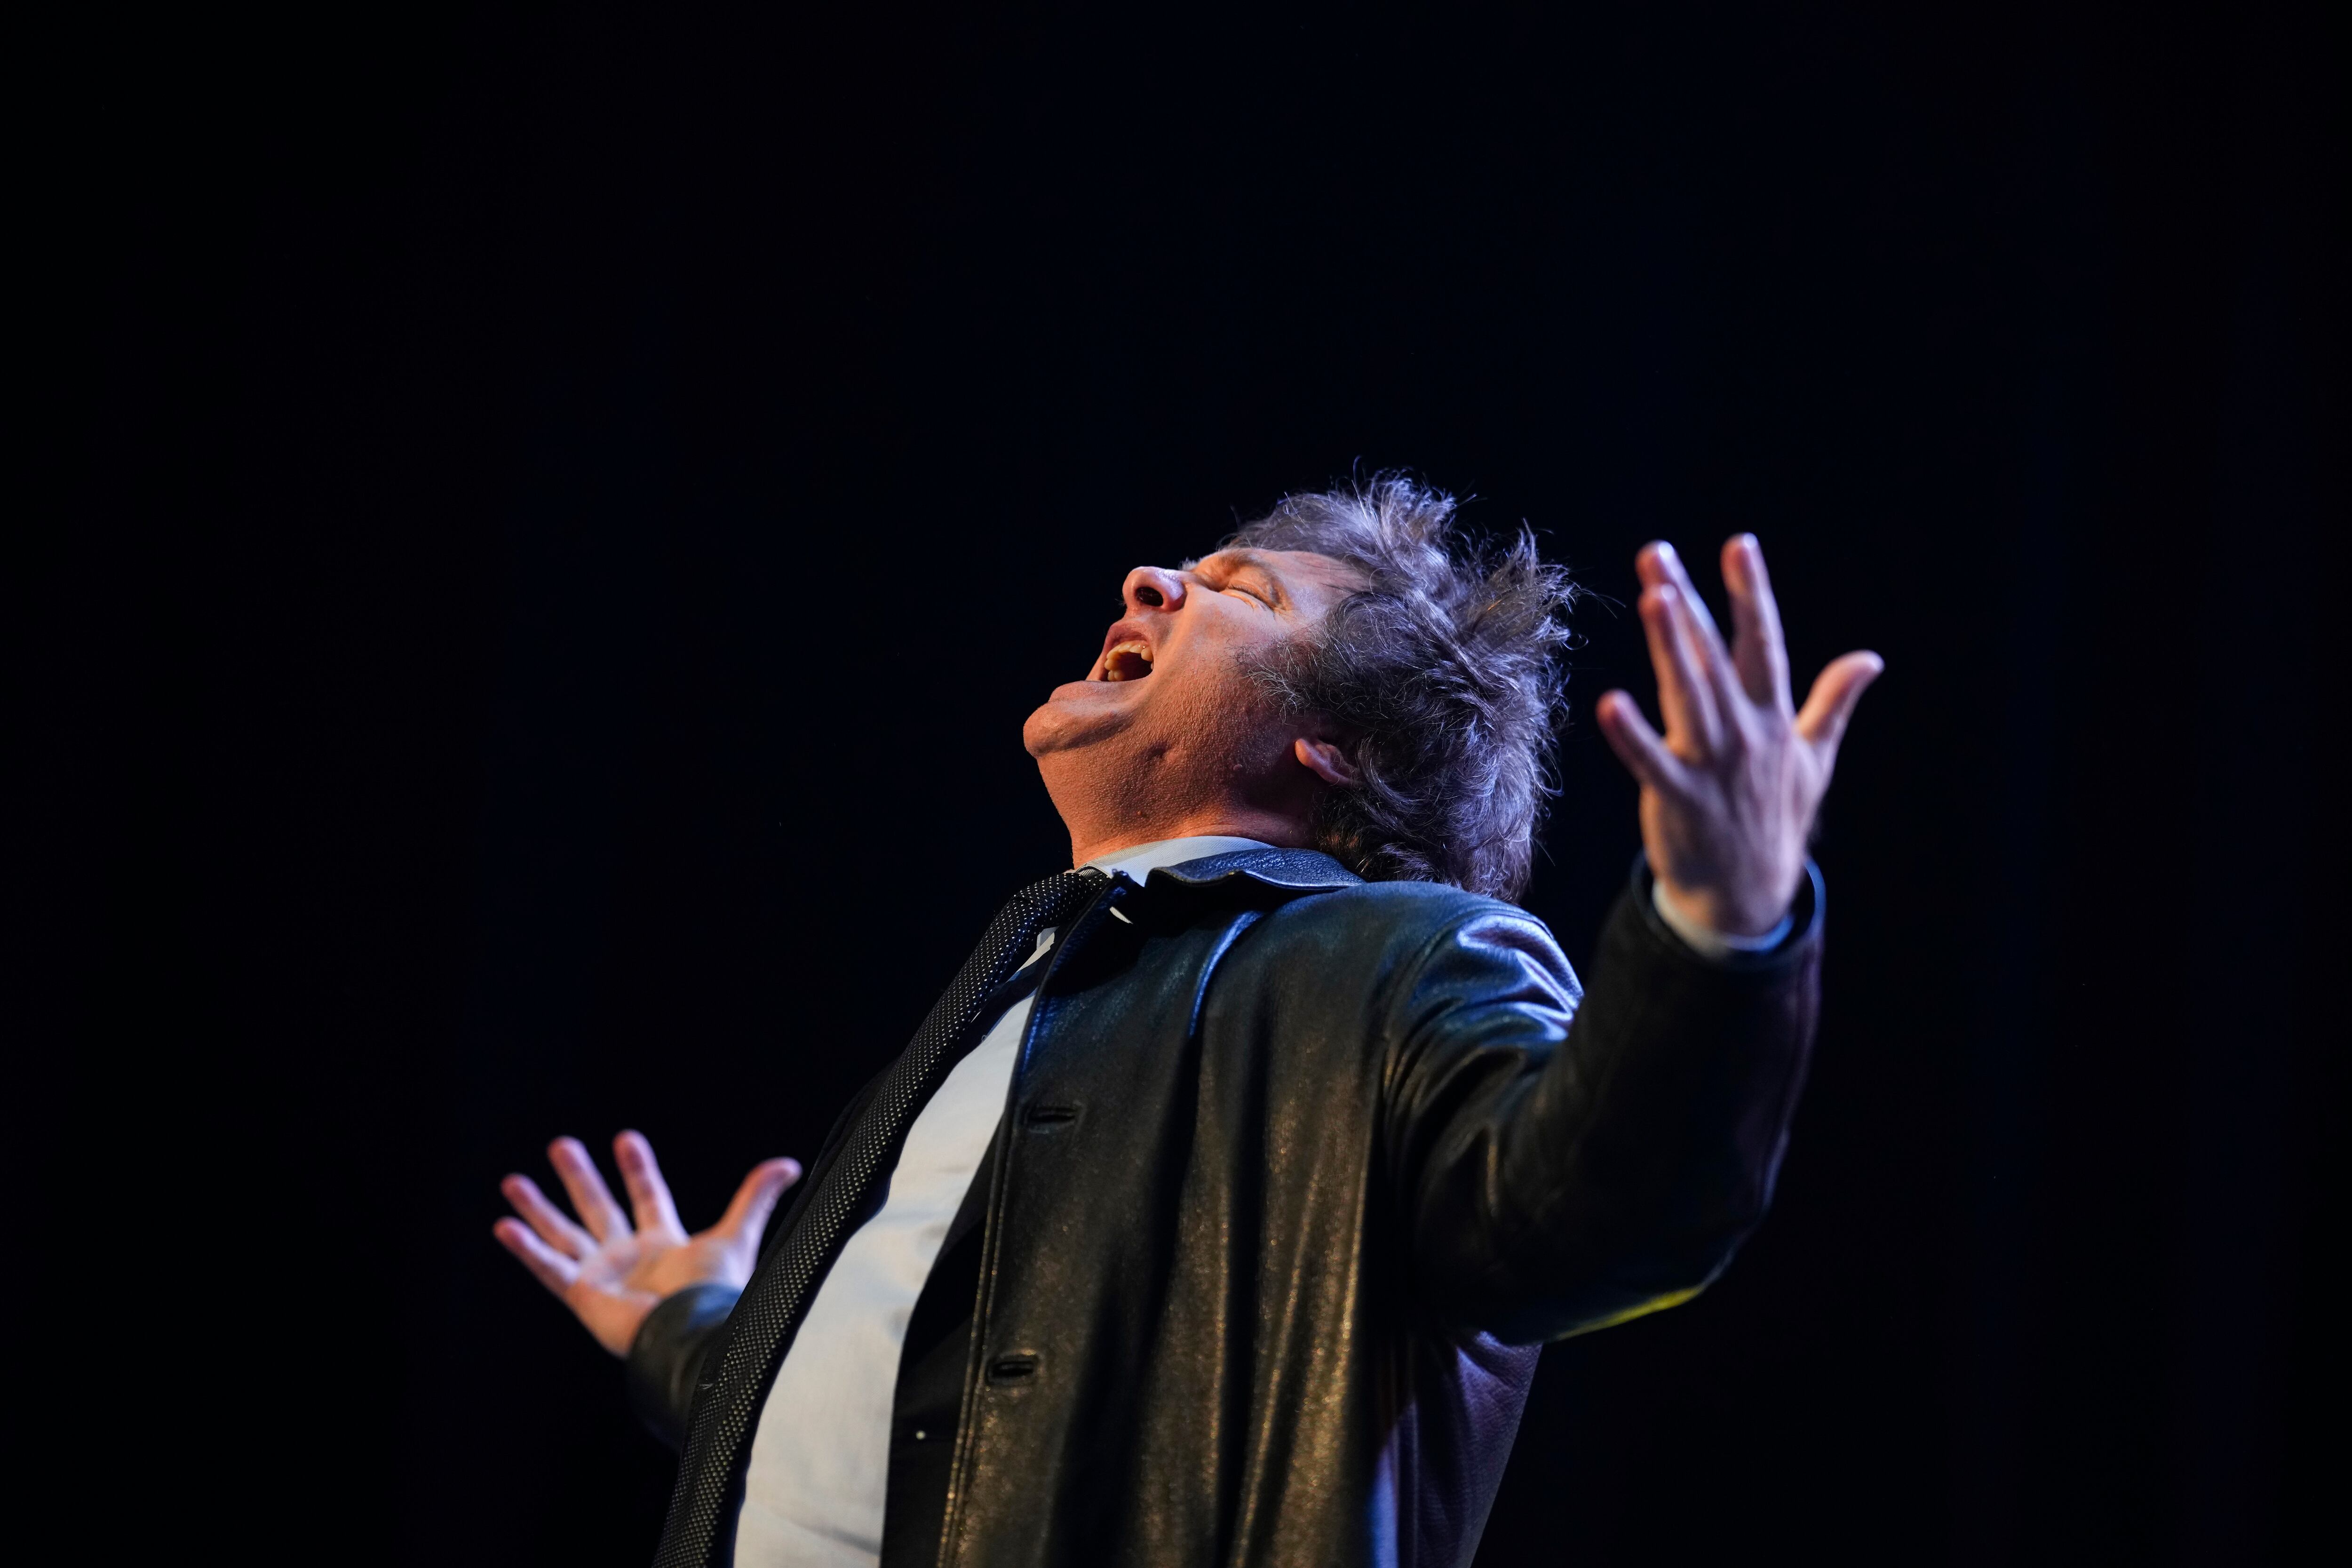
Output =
[
  {"x1": 493, "y1": 1130, "x2": 801, "y2": 1356},
  {"x1": 1596, "y1": 536, "x2": 1881, "y2": 937}
]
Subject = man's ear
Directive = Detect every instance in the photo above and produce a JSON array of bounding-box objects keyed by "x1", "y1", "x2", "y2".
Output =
[{"x1": 1293, "y1": 736, "x2": 1361, "y2": 788}]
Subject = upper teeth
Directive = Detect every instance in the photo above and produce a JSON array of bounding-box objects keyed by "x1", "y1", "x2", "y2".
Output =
[{"x1": 1101, "y1": 639, "x2": 1153, "y2": 681}]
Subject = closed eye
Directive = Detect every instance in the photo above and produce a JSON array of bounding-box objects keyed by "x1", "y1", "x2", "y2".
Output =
[{"x1": 1189, "y1": 550, "x2": 1291, "y2": 611}]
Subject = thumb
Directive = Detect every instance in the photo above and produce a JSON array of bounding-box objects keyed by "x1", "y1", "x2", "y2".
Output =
[
  {"x1": 1796, "y1": 651, "x2": 1883, "y2": 756},
  {"x1": 713, "y1": 1157, "x2": 803, "y2": 1244}
]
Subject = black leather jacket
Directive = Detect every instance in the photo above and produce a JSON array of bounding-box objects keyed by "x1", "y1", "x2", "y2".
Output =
[{"x1": 629, "y1": 847, "x2": 1824, "y2": 1568}]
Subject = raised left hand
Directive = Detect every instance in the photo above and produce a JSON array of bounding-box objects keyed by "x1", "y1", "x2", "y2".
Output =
[
  {"x1": 494, "y1": 1130, "x2": 800, "y2": 1356},
  {"x1": 1595, "y1": 535, "x2": 1881, "y2": 938}
]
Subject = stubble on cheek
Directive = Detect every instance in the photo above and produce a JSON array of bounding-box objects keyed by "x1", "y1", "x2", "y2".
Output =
[{"x1": 1161, "y1": 649, "x2": 1294, "y2": 780}]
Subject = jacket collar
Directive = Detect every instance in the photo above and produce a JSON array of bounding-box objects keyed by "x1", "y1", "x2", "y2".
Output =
[{"x1": 1136, "y1": 845, "x2": 1363, "y2": 895}]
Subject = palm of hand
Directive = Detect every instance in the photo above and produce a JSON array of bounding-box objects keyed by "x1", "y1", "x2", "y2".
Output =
[
  {"x1": 572, "y1": 1222, "x2": 744, "y2": 1301},
  {"x1": 495, "y1": 1131, "x2": 802, "y2": 1356}
]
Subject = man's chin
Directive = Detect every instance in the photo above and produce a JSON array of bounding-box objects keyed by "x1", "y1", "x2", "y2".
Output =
[{"x1": 1023, "y1": 679, "x2": 1137, "y2": 757}]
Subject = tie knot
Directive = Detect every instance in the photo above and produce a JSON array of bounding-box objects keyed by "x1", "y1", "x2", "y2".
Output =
[
  {"x1": 1033, "y1": 864, "x2": 1108, "y2": 906},
  {"x1": 983, "y1": 867, "x2": 1109, "y2": 977}
]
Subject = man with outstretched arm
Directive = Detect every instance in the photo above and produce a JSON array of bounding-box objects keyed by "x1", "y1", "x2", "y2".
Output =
[{"x1": 493, "y1": 478, "x2": 1880, "y2": 1568}]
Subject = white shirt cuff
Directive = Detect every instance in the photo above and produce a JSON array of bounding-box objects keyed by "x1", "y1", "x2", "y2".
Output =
[{"x1": 1651, "y1": 880, "x2": 1794, "y2": 961}]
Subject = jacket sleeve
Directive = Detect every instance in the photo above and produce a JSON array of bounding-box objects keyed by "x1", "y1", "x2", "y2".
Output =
[
  {"x1": 625, "y1": 1283, "x2": 743, "y2": 1449},
  {"x1": 1388, "y1": 856, "x2": 1823, "y2": 1344}
]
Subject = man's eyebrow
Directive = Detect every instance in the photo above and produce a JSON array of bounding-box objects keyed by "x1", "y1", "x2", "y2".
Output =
[{"x1": 1188, "y1": 549, "x2": 1293, "y2": 609}]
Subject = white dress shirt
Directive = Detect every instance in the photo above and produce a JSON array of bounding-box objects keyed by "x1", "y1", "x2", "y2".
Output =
[{"x1": 732, "y1": 836, "x2": 1270, "y2": 1568}]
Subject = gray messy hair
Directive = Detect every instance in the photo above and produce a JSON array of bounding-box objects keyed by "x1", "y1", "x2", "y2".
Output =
[{"x1": 1231, "y1": 474, "x2": 1579, "y2": 902}]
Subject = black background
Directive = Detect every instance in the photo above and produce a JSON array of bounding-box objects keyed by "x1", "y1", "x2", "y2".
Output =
[{"x1": 48, "y1": 1, "x2": 2339, "y2": 1563}]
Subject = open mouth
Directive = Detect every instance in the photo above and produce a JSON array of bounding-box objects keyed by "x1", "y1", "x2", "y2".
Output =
[{"x1": 1097, "y1": 638, "x2": 1154, "y2": 682}]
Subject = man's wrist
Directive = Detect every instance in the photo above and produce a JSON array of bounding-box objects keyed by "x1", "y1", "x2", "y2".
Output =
[{"x1": 1651, "y1": 879, "x2": 1795, "y2": 961}]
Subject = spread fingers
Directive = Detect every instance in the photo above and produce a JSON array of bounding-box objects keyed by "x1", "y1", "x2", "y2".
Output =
[
  {"x1": 1638, "y1": 574, "x2": 1723, "y2": 756},
  {"x1": 494, "y1": 1216, "x2": 582, "y2": 1297},
  {"x1": 501, "y1": 1172, "x2": 594, "y2": 1258},
  {"x1": 614, "y1": 1130, "x2": 684, "y2": 1239},
  {"x1": 1597, "y1": 690, "x2": 1685, "y2": 796},
  {"x1": 548, "y1": 1136, "x2": 631, "y2": 1242},
  {"x1": 1653, "y1": 542, "x2": 1746, "y2": 717},
  {"x1": 1724, "y1": 534, "x2": 1793, "y2": 712}
]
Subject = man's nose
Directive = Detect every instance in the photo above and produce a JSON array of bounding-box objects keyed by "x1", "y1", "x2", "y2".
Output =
[{"x1": 1123, "y1": 566, "x2": 1187, "y2": 615}]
